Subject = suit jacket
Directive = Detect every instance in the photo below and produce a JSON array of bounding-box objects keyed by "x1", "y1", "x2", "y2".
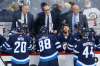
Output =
[
  {"x1": 11, "y1": 11, "x2": 34, "y2": 34},
  {"x1": 65, "y1": 13, "x2": 88, "y2": 32},
  {"x1": 35, "y1": 11, "x2": 61, "y2": 34}
]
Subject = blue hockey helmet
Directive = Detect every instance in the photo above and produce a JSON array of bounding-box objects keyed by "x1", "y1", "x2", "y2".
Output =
[
  {"x1": 39, "y1": 26, "x2": 49, "y2": 35},
  {"x1": 82, "y1": 28, "x2": 95, "y2": 40}
]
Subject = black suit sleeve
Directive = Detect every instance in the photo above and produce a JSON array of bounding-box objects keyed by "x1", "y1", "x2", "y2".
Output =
[
  {"x1": 29, "y1": 14, "x2": 35, "y2": 35},
  {"x1": 11, "y1": 12, "x2": 17, "y2": 30},
  {"x1": 34, "y1": 13, "x2": 44, "y2": 35},
  {"x1": 0, "y1": 35, "x2": 6, "y2": 46},
  {"x1": 83, "y1": 15, "x2": 88, "y2": 29},
  {"x1": 34, "y1": 14, "x2": 40, "y2": 35},
  {"x1": 51, "y1": 11, "x2": 62, "y2": 33}
]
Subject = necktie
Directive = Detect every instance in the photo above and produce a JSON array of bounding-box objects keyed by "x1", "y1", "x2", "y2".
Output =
[
  {"x1": 74, "y1": 16, "x2": 77, "y2": 28},
  {"x1": 72, "y1": 15, "x2": 76, "y2": 34},
  {"x1": 24, "y1": 15, "x2": 28, "y2": 33},
  {"x1": 47, "y1": 16, "x2": 49, "y2": 32},
  {"x1": 24, "y1": 15, "x2": 26, "y2": 24}
]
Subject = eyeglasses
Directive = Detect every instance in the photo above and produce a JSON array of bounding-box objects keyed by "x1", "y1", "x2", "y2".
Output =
[{"x1": 43, "y1": 9, "x2": 50, "y2": 11}]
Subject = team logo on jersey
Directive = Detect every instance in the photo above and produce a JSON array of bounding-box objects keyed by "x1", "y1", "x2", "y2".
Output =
[
  {"x1": 17, "y1": 37, "x2": 24, "y2": 41},
  {"x1": 89, "y1": 12, "x2": 97, "y2": 19}
]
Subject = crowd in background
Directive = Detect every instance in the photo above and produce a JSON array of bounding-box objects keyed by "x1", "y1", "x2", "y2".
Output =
[
  {"x1": 0, "y1": 0, "x2": 100, "y2": 51},
  {"x1": 0, "y1": 1, "x2": 86, "y2": 35},
  {"x1": 0, "y1": 1, "x2": 100, "y2": 66}
]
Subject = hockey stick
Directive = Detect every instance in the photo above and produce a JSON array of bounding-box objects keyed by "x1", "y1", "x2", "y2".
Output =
[
  {"x1": 0, "y1": 48, "x2": 6, "y2": 66},
  {"x1": 0, "y1": 56, "x2": 6, "y2": 66}
]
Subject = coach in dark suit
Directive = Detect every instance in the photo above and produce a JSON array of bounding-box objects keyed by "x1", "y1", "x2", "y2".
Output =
[
  {"x1": 65, "y1": 4, "x2": 88, "y2": 34},
  {"x1": 35, "y1": 3, "x2": 61, "y2": 35},
  {"x1": 11, "y1": 4, "x2": 34, "y2": 35}
]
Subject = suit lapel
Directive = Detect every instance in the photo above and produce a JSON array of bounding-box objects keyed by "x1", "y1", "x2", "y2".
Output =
[
  {"x1": 79, "y1": 14, "x2": 83, "y2": 25},
  {"x1": 27, "y1": 13, "x2": 30, "y2": 25},
  {"x1": 43, "y1": 12, "x2": 45, "y2": 25},
  {"x1": 70, "y1": 13, "x2": 73, "y2": 27},
  {"x1": 79, "y1": 14, "x2": 81, "y2": 23},
  {"x1": 19, "y1": 12, "x2": 22, "y2": 19},
  {"x1": 51, "y1": 12, "x2": 53, "y2": 22}
]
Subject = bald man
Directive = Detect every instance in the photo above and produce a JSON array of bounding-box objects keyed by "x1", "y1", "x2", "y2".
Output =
[{"x1": 65, "y1": 4, "x2": 88, "y2": 34}]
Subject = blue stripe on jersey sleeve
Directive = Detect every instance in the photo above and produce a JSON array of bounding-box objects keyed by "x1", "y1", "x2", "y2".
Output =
[
  {"x1": 55, "y1": 42, "x2": 61, "y2": 49},
  {"x1": 40, "y1": 51, "x2": 58, "y2": 62},
  {"x1": 12, "y1": 57, "x2": 30, "y2": 64}
]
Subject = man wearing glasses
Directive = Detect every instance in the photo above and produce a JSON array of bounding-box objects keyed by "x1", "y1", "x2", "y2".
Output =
[{"x1": 35, "y1": 2, "x2": 61, "y2": 36}]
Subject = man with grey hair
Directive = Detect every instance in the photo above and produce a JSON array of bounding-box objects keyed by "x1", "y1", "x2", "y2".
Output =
[{"x1": 11, "y1": 3, "x2": 35, "y2": 36}]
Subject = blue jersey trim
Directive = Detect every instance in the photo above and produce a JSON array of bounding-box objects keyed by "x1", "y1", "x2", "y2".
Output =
[
  {"x1": 40, "y1": 51, "x2": 58, "y2": 62},
  {"x1": 12, "y1": 57, "x2": 30, "y2": 64},
  {"x1": 76, "y1": 60, "x2": 96, "y2": 66}
]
